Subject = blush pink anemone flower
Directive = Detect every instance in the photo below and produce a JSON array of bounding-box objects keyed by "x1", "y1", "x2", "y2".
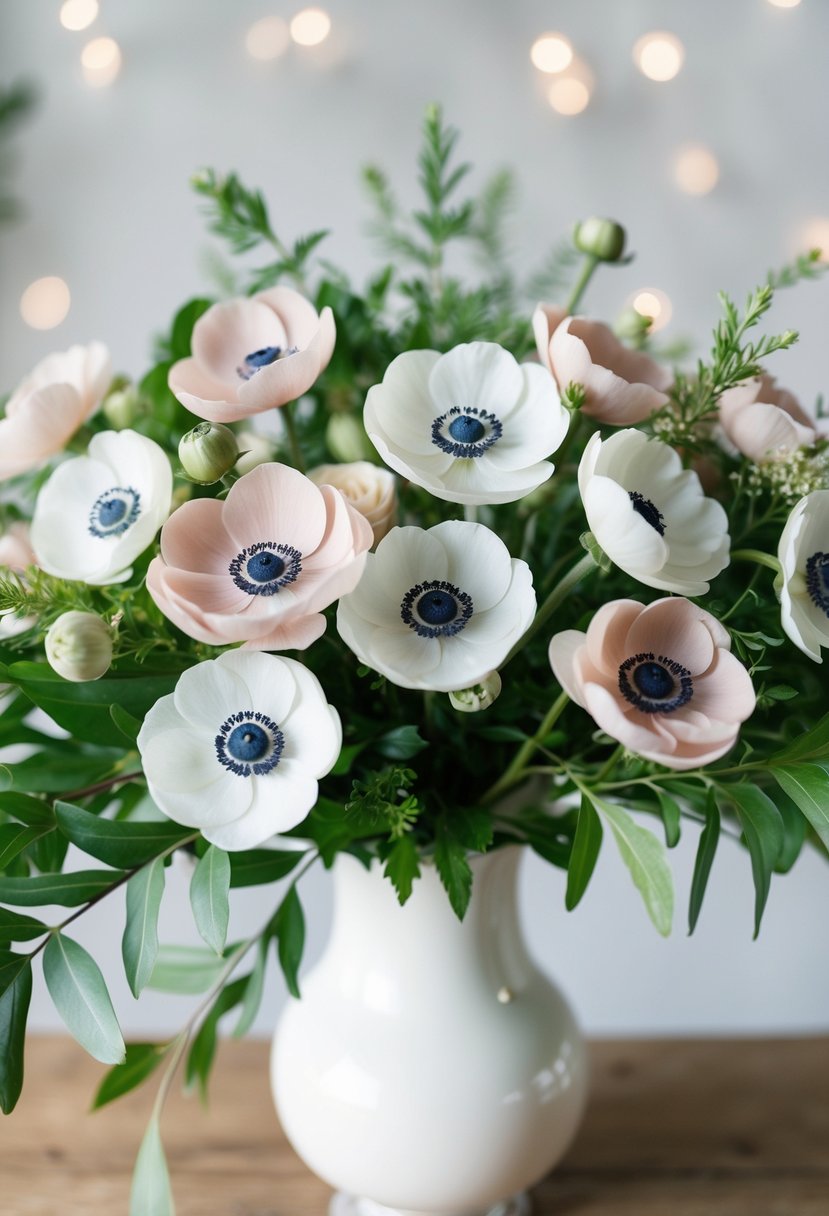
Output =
[
  {"x1": 0, "y1": 342, "x2": 111, "y2": 480},
  {"x1": 147, "y1": 462, "x2": 373, "y2": 651},
  {"x1": 168, "y1": 287, "x2": 335, "y2": 424},
  {"x1": 549, "y1": 597, "x2": 755, "y2": 770},
  {"x1": 719, "y1": 374, "x2": 816, "y2": 463},
  {"x1": 533, "y1": 309, "x2": 671, "y2": 426}
]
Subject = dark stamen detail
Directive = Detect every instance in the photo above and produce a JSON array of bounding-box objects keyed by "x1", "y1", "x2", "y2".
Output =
[
  {"x1": 400, "y1": 578, "x2": 473, "y2": 638},
  {"x1": 215, "y1": 709, "x2": 284, "y2": 777},
  {"x1": 88, "y1": 486, "x2": 141, "y2": 539},
  {"x1": 431, "y1": 406, "x2": 502, "y2": 458},
  {"x1": 237, "y1": 345, "x2": 299, "y2": 381},
  {"x1": 618, "y1": 651, "x2": 693, "y2": 714},
  {"x1": 628, "y1": 491, "x2": 666, "y2": 536},
  {"x1": 229, "y1": 542, "x2": 302, "y2": 597},
  {"x1": 806, "y1": 551, "x2": 829, "y2": 616}
]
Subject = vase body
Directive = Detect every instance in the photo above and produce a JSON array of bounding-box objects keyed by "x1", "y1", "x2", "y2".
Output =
[{"x1": 271, "y1": 847, "x2": 588, "y2": 1216}]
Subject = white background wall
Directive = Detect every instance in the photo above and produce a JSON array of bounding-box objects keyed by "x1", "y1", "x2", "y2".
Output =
[{"x1": 1, "y1": 0, "x2": 828, "y2": 1038}]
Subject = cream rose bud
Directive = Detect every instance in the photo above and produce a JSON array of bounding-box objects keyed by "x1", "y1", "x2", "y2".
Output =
[
  {"x1": 326, "y1": 414, "x2": 374, "y2": 464},
  {"x1": 449, "y1": 671, "x2": 502, "y2": 713},
  {"x1": 179, "y1": 422, "x2": 239, "y2": 484},
  {"x1": 45, "y1": 611, "x2": 113, "y2": 682},
  {"x1": 309, "y1": 462, "x2": 397, "y2": 545}
]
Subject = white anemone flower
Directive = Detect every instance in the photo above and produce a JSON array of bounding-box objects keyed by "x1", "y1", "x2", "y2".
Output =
[
  {"x1": 31, "y1": 430, "x2": 173, "y2": 585},
  {"x1": 137, "y1": 651, "x2": 342, "y2": 851},
  {"x1": 336, "y1": 520, "x2": 536, "y2": 692},
  {"x1": 579, "y1": 429, "x2": 730, "y2": 596},
  {"x1": 778, "y1": 489, "x2": 829, "y2": 663},
  {"x1": 363, "y1": 342, "x2": 568, "y2": 506}
]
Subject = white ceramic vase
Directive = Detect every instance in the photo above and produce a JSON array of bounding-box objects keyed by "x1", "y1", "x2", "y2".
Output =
[{"x1": 271, "y1": 846, "x2": 588, "y2": 1216}]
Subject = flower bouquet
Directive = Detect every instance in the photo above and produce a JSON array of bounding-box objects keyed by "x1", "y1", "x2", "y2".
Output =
[{"x1": 1, "y1": 107, "x2": 828, "y2": 1211}]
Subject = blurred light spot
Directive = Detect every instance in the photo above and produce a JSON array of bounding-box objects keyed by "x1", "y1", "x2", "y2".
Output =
[
  {"x1": 548, "y1": 77, "x2": 591, "y2": 115},
  {"x1": 60, "y1": 0, "x2": 99, "y2": 31},
  {"x1": 530, "y1": 33, "x2": 573, "y2": 74},
  {"x1": 631, "y1": 289, "x2": 672, "y2": 332},
  {"x1": 633, "y1": 32, "x2": 684, "y2": 82},
  {"x1": 20, "y1": 277, "x2": 71, "y2": 330},
  {"x1": 674, "y1": 145, "x2": 720, "y2": 195},
  {"x1": 290, "y1": 8, "x2": 331, "y2": 46},
  {"x1": 799, "y1": 218, "x2": 829, "y2": 262},
  {"x1": 768, "y1": 0, "x2": 801, "y2": 7},
  {"x1": 81, "y1": 36, "x2": 122, "y2": 86},
  {"x1": 245, "y1": 15, "x2": 290, "y2": 60}
]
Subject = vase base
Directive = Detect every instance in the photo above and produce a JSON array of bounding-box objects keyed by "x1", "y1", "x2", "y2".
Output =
[{"x1": 329, "y1": 1192, "x2": 530, "y2": 1216}]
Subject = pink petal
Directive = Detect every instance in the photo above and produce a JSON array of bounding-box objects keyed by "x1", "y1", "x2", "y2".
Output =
[
  {"x1": 160, "y1": 498, "x2": 236, "y2": 575},
  {"x1": 168, "y1": 356, "x2": 240, "y2": 420},
  {"x1": 532, "y1": 304, "x2": 567, "y2": 373},
  {"x1": 241, "y1": 613, "x2": 327, "y2": 652},
  {"x1": 688, "y1": 649, "x2": 756, "y2": 723},
  {"x1": 584, "y1": 599, "x2": 645, "y2": 678},
  {"x1": 623, "y1": 598, "x2": 715, "y2": 675},
  {"x1": 550, "y1": 318, "x2": 671, "y2": 426},
  {"x1": 0, "y1": 384, "x2": 86, "y2": 479},
  {"x1": 192, "y1": 299, "x2": 287, "y2": 388},
  {"x1": 222, "y1": 463, "x2": 328, "y2": 554},
  {"x1": 255, "y1": 286, "x2": 323, "y2": 347},
  {"x1": 583, "y1": 681, "x2": 674, "y2": 755},
  {"x1": 160, "y1": 566, "x2": 252, "y2": 615},
  {"x1": 548, "y1": 630, "x2": 588, "y2": 707},
  {"x1": 236, "y1": 308, "x2": 335, "y2": 413}
]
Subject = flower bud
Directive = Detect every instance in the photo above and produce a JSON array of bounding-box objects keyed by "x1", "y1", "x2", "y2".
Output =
[
  {"x1": 449, "y1": 671, "x2": 502, "y2": 713},
  {"x1": 309, "y1": 462, "x2": 397, "y2": 546},
  {"x1": 179, "y1": 422, "x2": 239, "y2": 484},
  {"x1": 45, "y1": 611, "x2": 113, "y2": 683},
  {"x1": 326, "y1": 414, "x2": 374, "y2": 464},
  {"x1": 613, "y1": 306, "x2": 652, "y2": 345},
  {"x1": 573, "y1": 217, "x2": 627, "y2": 263},
  {"x1": 102, "y1": 383, "x2": 140, "y2": 430}
]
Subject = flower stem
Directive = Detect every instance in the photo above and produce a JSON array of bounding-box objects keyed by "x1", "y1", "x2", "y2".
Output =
[
  {"x1": 483, "y1": 689, "x2": 569, "y2": 804},
  {"x1": 464, "y1": 504, "x2": 478, "y2": 523},
  {"x1": 593, "y1": 743, "x2": 624, "y2": 786},
  {"x1": 281, "y1": 402, "x2": 305, "y2": 473},
  {"x1": 500, "y1": 550, "x2": 596, "y2": 670},
  {"x1": 565, "y1": 254, "x2": 599, "y2": 315},
  {"x1": 730, "y1": 548, "x2": 781, "y2": 574}
]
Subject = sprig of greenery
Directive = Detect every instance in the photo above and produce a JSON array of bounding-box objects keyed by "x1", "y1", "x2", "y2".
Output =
[
  {"x1": 0, "y1": 568, "x2": 94, "y2": 624},
  {"x1": 767, "y1": 248, "x2": 827, "y2": 290},
  {"x1": 345, "y1": 766, "x2": 422, "y2": 840}
]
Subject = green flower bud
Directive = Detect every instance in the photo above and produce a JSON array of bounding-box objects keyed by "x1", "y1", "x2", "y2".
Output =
[
  {"x1": 614, "y1": 306, "x2": 652, "y2": 344},
  {"x1": 573, "y1": 217, "x2": 627, "y2": 263},
  {"x1": 45, "y1": 611, "x2": 113, "y2": 683},
  {"x1": 179, "y1": 422, "x2": 239, "y2": 484},
  {"x1": 102, "y1": 383, "x2": 140, "y2": 430},
  {"x1": 449, "y1": 671, "x2": 502, "y2": 713},
  {"x1": 326, "y1": 414, "x2": 374, "y2": 464}
]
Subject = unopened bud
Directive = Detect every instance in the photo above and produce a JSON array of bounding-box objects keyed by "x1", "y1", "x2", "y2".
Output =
[
  {"x1": 573, "y1": 217, "x2": 627, "y2": 263},
  {"x1": 326, "y1": 414, "x2": 374, "y2": 464},
  {"x1": 45, "y1": 611, "x2": 113, "y2": 683},
  {"x1": 102, "y1": 383, "x2": 140, "y2": 430},
  {"x1": 179, "y1": 422, "x2": 239, "y2": 484},
  {"x1": 614, "y1": 306, "x2": 652, "y2": 344},
  {"x1": 449, "y1": 671, "x2": 502, "y2": 713}
]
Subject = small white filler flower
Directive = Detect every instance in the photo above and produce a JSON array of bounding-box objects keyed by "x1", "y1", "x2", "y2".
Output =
[
  {"x1": 778, "y1": 489, "x2": 829, "y2": 663},
  {"x1": 336, "y1": 520, "x2": 536, "y2": 691},
  {"x1": 578, "y1": 429, "x2": 730, "y2": 596},
  {"x1": 31, "y1": 430, "x2": 173, "y2": 585},
  {"x1": 364, "y1": 342, "x2": 568, "y2": 506},
  {"x1": 137, "y1": 650, "x2": 342, "y2": 850}
]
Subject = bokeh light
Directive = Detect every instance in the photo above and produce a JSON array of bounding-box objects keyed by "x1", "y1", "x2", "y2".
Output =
[
  {"x1": 631, "y1": 288, "x2": 673, "y2": 332},
  {"x1": 530, "y1": 33, "x2": 573, "y2": 75},
  {"x1": 674, "y1": 145, "x2": 720, "y2": 195},
  {"x1": 290, "y1": 8, "x2": 332, "y2": 47},
  {"x1": 798, "y1": 218, "x2": 829, "y2": 262},
  {"x1": 20, "y1": 277, "x2": 71, "y2": 330},
  {"x1": 547, "y1": 57, "x2": 594, "y2": 116},
  {"x1": 633, "y1": 32, "x2": 684, "y2": 82},
  {"x1": 245, "y1": 16, "x2": 291, "y2": 61},
  {"x1": 768, "y1": 0, "x2": 801, "y2": 8},
  {"x1": 59, "y1": 0, "x2": 99, "y2": 32},
  {"x1": 81, "y1": 36, "x2": 122, "y2": 87}
]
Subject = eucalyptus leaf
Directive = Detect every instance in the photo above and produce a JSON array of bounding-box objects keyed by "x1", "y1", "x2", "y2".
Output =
[
  {"x1": 588, "y1": 792, "x2": 673, "y2": 936},
  {"x1": 55, "y1": 801, "x2": 193, "y2": 868},
  {"x1": 130, "y1": 1116, "x2": 175, "y2": 1216},
  {"x1": 718, "y1": 784, "x2": 784, "y2": 938},
  {"x1": 43, "y1": 933, "x2": 126, "y2": 1065},
  {"x1": 123, "y1": 858, "x2": 166, "y2": 998},
  {"x1": 773, "y1": 765, "x2": 829, "y2": 853},
  {"x1": 688, "y1": 793, "x2": 720, "y2": 935},
  {"x1": 233, "y1": 943, "x2": 269, "y2": 1039},
  {"x1": 770, "y1": 711, "x2": 829, "y2": 765},
  {"x1": 0, "y1": 821, "x2": 52, "y2": 872},
  {"x1": 273, "y1": 886, "x2": 305, "y2": 999},
  {"x1": 0, "y1": 953, "x2": 31, "y2": 1113},
  {"x1": 110, "y1": 704, "x2": 142, "y2": 744},
  {"x1": 190, "y1": 845, "x2": 230, "y2": 955},
  {"x1": 93, "y1": 1042, "x2": 168, "y2": 1110},
  {"x1": 656, "y1": 790, "x2": 682, "y2": 849},
  {"x1": 0, "y1": 792, "x2": 55, "y2": 827},
  {"x1": 0, "y1": 869, "x2": 126, "y2": 907},
  {"x1": 228, "y1": 847, "x2": 305, "y2": 888},
  {"x1": 376, "y1": 724, "x2": 429, "y2": 760},
  {"x1": 565, "y1": 794, "x2": 603, "y2": 912},
  {"x1": 185, "y1": 977, "x2": 247, "y2": 1103},
  {"x1": 148, "y1": 945, "x2": 227, "y2": 994}
]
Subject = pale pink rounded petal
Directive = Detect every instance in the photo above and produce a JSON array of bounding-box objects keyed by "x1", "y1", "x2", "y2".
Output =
[
  {"x1": 584, "y1": 681, "x2": 675, "y2": 756},
  {"x1": 305, "y1": 485, "x2": 373, "y2": 567},
  {"x1": 0, "y1": 384, "x2": 86, "y2": 478},
  {"x1": 724, "y1": 401, "x2": 815, "y2": 462},
  {"x1": 532, "y1": 304, "x2": 567, "y2": 373},
  {"x1": 256, "y1": 286, "x2": 323, "y2": 348},
  {"x1": 160, "y1": 498, "x2": 236, "y2": 575},
  {"x1": 168, "y1": 356, "x2": 240, "y2": 415},
  {"x1": 237, "y1": 346, "x2": 318, "y2": 413},
  {"x1": 147, "y1": 559, "x2": 246, "y2": 646},
  {"x1": 548, "y1": 630, "x2": 589, "y2": 708},
  {"x1": 0, "y1": 523, "x2": 35, "y2": 570},
  {"x1": 686, "y1": 649, "x2": 756, "y2": 723},
  {"x1": 584, "y1": 600, "x2": 645, "y2": 678},
  {"x1": 281, "y1": 551, "x2": 368, "y2": 616},
  {"x1": 550, "y1": 318, "x2": 670, "y2": 425},
  {"x1": 241, "y1": 613, "x2": 327, "y2": 652},
  {"x1": 160, "y1": 566, "x2": 252, "y2": 616},
  {"x1": 8, "y1": 341, "x2": 111, "y2": 418},
  {"x1": 192, "y1": 299, "x2": 287, "y2": 388},
  {"x1": 623, "y1": 598, "x2": 715, "y2": 675},
  {"x1": 222, "y1": 463, "x2": 328, "y2": 554}
]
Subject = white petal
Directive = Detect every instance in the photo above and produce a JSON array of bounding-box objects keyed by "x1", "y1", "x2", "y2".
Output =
[
  {"x1": 364, "y1": 350, "x2": 442, "y2": 458},
  {"x1": 146, "y1": 772, "x2": 253, "y2": 831},
  {"x1": 428, "y1": 343, "x2": 523, "y2": 417},
  {"x1": 215, "y1": 650, "x2": 299, "y2": 724},
  {"x1": 173, "y1": 658, "x2": 253, "y2": 729},
  {"x1": 430, "y1": 520, "x2": 513, "y2": 610},
  {"x1": 205, "y1": 772, "x2": 318, "y2": 849},
  {"x1": 140, "y1": 727, "x2": 220, "y2": 795}
]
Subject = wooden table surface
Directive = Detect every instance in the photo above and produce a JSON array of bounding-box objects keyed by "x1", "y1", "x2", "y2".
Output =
[{"x1": 2, "y1": 1036, "x2": 827, "y2": 1214}]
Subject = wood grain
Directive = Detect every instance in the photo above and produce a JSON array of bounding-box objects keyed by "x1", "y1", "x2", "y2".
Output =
[{"x1": 1, "y1": 1037, "x2": 827, "y2": 1214}]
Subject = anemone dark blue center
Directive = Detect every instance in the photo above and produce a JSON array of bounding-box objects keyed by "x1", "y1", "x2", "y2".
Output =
[
  {"x1": 417, "y1": 588, "x2": 458, "y2": 626},
  {"x1": 806, "y1": 551, "x2": 829, "y2": 616},
  {"x1": 400, "y1": 578, "x2": 474, "y2": 639},
  {"x1": 247, "y1": 551, "x2": 286, "y2": 584},
  {"x1": 618, "y1": 651, "x2": 693, "y2": 715},
  {"x1": 99, "y1": 498, "x2": 127, "y2": 525},
  {"x1": 229, "y1": 542, "x2": 302, "y2": 596},
  {"x1": 215, "y1": 710, "x2": 284, "y2": 777},
  {"x1": 448, "y1": 414, "x2": 486, "y2": 445},
  {"x1": 628, "y1": 491, "x2": 666, "y2": 536},
  {"x1": 88, "y1": 486, "x2": 141, "y2": 539},
  {"x1": 246, "y1": 345, "x2": 281, "y2": 369}
]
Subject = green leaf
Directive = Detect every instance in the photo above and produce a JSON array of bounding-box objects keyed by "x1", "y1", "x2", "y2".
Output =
[
  {"x1": 110, "y1": 704, "x2": 142, "y2": 744},
  {"x1": 0, "y1": 869, "x2": 126, "y2": 907},
  {"x1": 656, "y1": 790, "x2": 682, "y2": 849},
  {"x1": 233, "y1": 943, "x2": 268, "y2": 1039},
  {"x1": 384, "y1": 835, "x2": 420, "y2": 905},
  {"x1": 588, "y1": 792, "x2": 674, "y2": 936},
  {"x1": 0, "y1": 907, "x2": 47, "y2": 944},
  {"x1": 273, "y1": 886, "x2": 305, "y2": 999},
  {"x1": 0, "y1": 792, "x2": 55, "y2": 827},
  {"x1": 719, "y1": 784, "x2": 784, "y2": 938},
  {"x1": 0, "y1": 821, "x2": 52, "y2": 871},
  {"x1": 375, "y1": 725, "x2": 429, "y2": 760},
  {"x1": 331, "y1": 741, "x2": 366, "y2": 776},
  {"x1": 565, "y1": 794, "x2": 603, "y2": 912},
  {"x1": 228, "y1": 848, "x2": 305, "y2": 888},
  {"x1": 770, "y1": 711, "x2": 829, "y2": 765},
  {"x1": 0, "y1": 751, "x2": 118, "y2": 794},
  {"x1": 55, "y1": 801, "x2": 193, "y2": 868},
  {"x1": 130, "y1": 1116, "x2": 175, "y2": 1216},
  {"x1": 184, "y1": 977, "x2": 247, "y2": 1104},
  {"x1": 434, "y1": 827, "x2": 473, "y2": 920},
  {"x1": 772, "y1": 788, "x2": 808, "y2": 874},
  {"x1": 190, "y1": 846, "x2": 230, "y2": 955},
  {"x1": 122, "y1": 858, "x2": 166, "y2": 998},
  {"x1": 450, "y1": 806, "x2": 494, "y2": 853},
  {"x1": 0, "y1": 953, "x2": 31, "y2": 1113},
  {"x1": 93, "y1": 1042, "x2": 168, "y2": 1110},
  {"x1": 148, "y1": 945, "x2": 226, "y2": 994},
  {"x1": 688, "y1": 793, "x2": 720, "y2": 935},
  {"x1": 0, "y1": 950, "x2": 30, "y2": 1000},
  {"x1": 773, "y1": 765, "x2": 829, "y2": 853},
  {"x1": 43, "y1": 933, "x2": 126, "y2": 1064}
]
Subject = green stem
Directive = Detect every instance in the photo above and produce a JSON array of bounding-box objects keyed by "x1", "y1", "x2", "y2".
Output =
[
  {"x1": 483, "y1": 690, "x2": 569, "y2": 804},
  {"x1": 731, "y1": 549, "x2": 781, "y2": 574},
  {"x1": 593, "y1": 744, "x2": 624, "y2": 786},
  {"x1": 58, "y1": 771, "x2": 144, "y2": 803},
  {"x1": 565, "y1": 254, "x2": 599, "y2": 315},
  {"x1": 464, "y1": 504, "x2": 478, "y2": 523},
  {"x1": 501, "y1": 551, "x2": 596, "y2": 670},
  {"x1": 281, "y1": 402, "x2": 305, "y2": 473}
]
